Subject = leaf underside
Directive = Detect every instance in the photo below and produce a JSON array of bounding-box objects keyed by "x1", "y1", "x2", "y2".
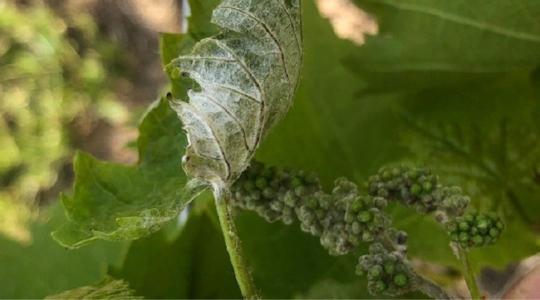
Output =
[{"x1": 170, "y1": 0, "x2": 303, "y2": 186}]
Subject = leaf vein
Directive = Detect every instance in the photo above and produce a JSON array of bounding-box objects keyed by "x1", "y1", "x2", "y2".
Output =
[
  {"x1": 369, "y1": 0, "x2": 540, "y2": 43},
  {"x1": 219, "y1": 5, "x2": 293, "y2": 84},
  {"x1": 204, "y1": 92, "x2": 254, "y2": 151}
]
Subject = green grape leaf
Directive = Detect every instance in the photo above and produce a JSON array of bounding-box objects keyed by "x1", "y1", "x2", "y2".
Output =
[
  {"x1": 0, "y1": 204, "x2": 128, "y2": 298},
  {"x1": 160, "y1": 0, "x2": 221, "y2": 99},
  {"x1": 186, "y1": 0, "x2": 221, "y2": 39},
  {"x1": 46, "y1": 276, "x2": 141, "y2": 300},
  {"x1": 110, "y1": 194, "x2": 241, "y2": 299},
  {"x1": 168, "y1": 0, "x2": 303, "y2": 186},
  {"x1": 349, "y1": 0, "x2": 540, "y2": 91},
  {"x1": 53, "y1": 98, "x2": 205, "y2": 248},
  {"x1": 160, "y1": 32, "x2": 193, "y2": 98},
  {"x1": 384, "y1": 74, "x2": 540, "y2": 272}
]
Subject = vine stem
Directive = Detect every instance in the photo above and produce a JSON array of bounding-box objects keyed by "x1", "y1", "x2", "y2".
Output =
[
  {"x1": 213, "y1": 184, "x2": 260, "y2": 299},
  {"x1": 457, "y1": 246, "x2": 481, "y2": 299}
]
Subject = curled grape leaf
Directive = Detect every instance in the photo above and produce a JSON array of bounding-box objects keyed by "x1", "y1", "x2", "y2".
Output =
[{"x1": 169, "y1": 0, "x2": 303, "y2": 186}]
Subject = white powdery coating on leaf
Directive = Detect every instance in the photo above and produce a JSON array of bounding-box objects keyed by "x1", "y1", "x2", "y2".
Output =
[{"x1": 171, "y1": 0, "x2": 302, "y2": 185}]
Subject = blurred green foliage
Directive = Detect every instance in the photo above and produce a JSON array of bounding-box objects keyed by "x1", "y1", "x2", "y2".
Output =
[
  {"x1": 0, "y1": 2, "x2": 132, "y2": 298},
  {"x1": 0, "y1": 203, "x2": 128, "y2": 298},
  {"x1": 0, "y1": 1, "x2": 128, "y2": 240}
]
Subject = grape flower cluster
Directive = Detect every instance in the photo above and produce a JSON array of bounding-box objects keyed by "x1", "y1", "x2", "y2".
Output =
[
  {"x1": 230, "y1": 161, "x2": 504, "y2": 296},
  {"x1": 231, "y1": 162, "x2": 388, "y2": 256},
  {"x1": 446, "y1": 212, "x2": 504, "y2": 248},
  {"x1": 366, "y1": 166, "x2": 470, "y2": 219},
  {"x1": 356, "y1": 243, "x2": 414, "y2": 296}
]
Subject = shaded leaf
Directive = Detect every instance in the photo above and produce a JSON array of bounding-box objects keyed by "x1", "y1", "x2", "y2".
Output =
[
  {"x1": 350, "y1": 0, "x2": 540, "y2": 91},
  {"x1": 159, "y1": 0, "x2": 221, "y2": 99},
  {"x1": 111, "y1": 195, "x2": 241, "y2": 299},
  {"x1": 0, "y1": 204, "x2": 127, "y2": 298}
]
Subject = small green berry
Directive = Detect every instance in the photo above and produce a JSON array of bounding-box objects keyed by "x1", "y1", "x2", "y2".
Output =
[
  {"x1": 362, "y1": 232, "x2": 374, "y2": 242},
  {"x1": 410, "y1": 184, "x2": 422, "y2": 196},
  {"x1": 384, "y1": 261, "x2": 395, "y2": 274},
  {"x1": 422, "y1": 182, "x2": 433, "y2": 192},
  {"x1": 358, "y1": 211, "x2": 372, "y2": 223},
  {"x1": 262, "y1": 188, "x2": 275, "y2": 199},
  {"x1": 393, "y1": 273, "x2": 408, "y2": 287},
  {"x1": 306, "y1": 197, "x2": 318, "y2": 209},
  {"x1": 472, "y1": 235, "x2": 484, "y2": 246},
  {"x1": 373, "y1": 280, "x2": 387, "y2": 293},
  {"x1": 351, "y1": 222, "x2": 362, "y2": 234},
  {"x1": 476, "y1": 219, "x2": 489, "y2": 233},
  {"x1": 294, "y1": 186, "x2": 306, "y2": 197},
  {"x1": 368, "y1": 265, "x2": 383, "y2": 279},
  {"x1": 373, "y1": 197, "x2": 387, "y2": 208},
  {"x1": 409, "y1": 170, "x2": 419, "y2": 179},
  {"x1": 255, "y1": 177, "x2": 268, "y2": 189},
  {"x1": 283, "y1": 193, "x2": 297, "y2": 207},
  {"x1": 270, "y1": 200, "x2": 284, "y2": 211},
  {"x1": 350, "y1": 200, "x2": 364, "y2": 212},
  {"x1": 458, "y1": 221, "x2": 469, "y2": 231},
  {"x1": 318, "y1": 196, "x2": 330, "y2": 209}
]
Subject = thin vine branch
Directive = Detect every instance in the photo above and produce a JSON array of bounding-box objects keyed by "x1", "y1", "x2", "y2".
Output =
[
  {"x1": 457, "y1": 247, "x2": 480, "y2": 299},
  {"x1": 214, "y1": 185, "x2": 260, "y2": 299}
]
